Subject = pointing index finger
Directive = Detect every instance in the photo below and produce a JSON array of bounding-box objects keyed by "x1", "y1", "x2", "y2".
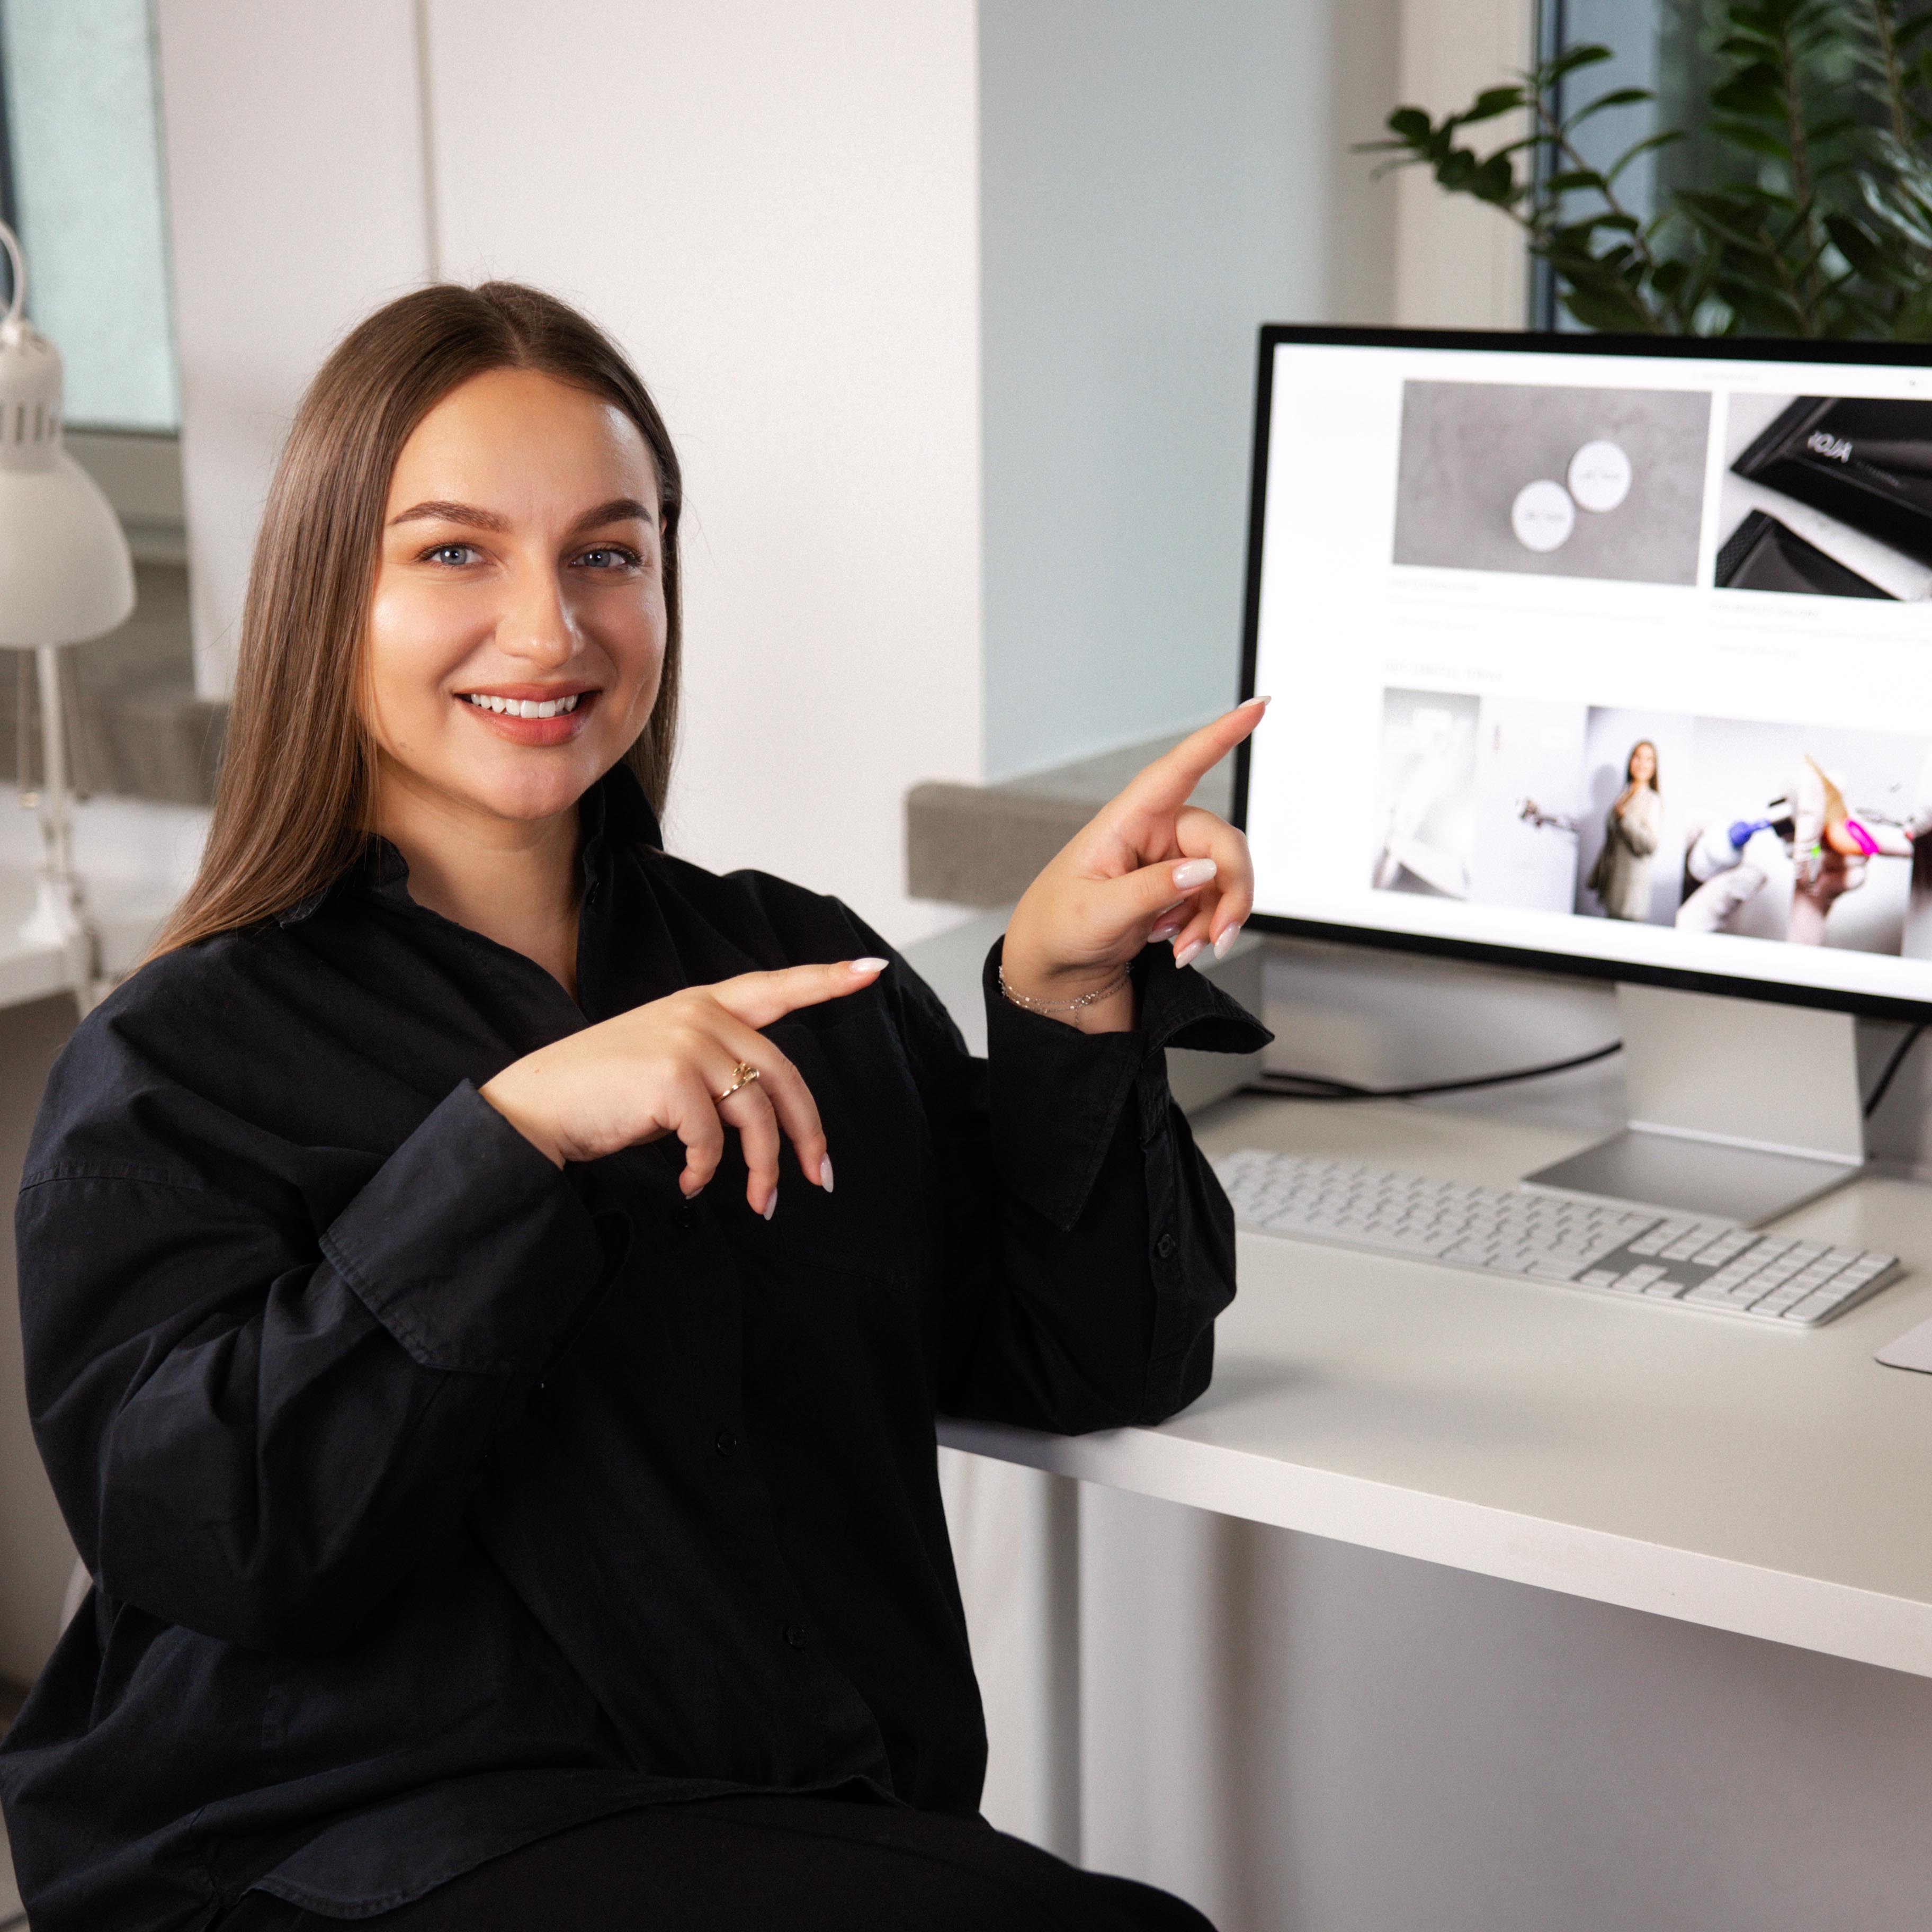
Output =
[
  {"x1": 1117, "y1": 697, "x2": 1270, "y2": 819},
  {"x1": 709, "y1": 957, "x2": 888, "y2": 1031}
]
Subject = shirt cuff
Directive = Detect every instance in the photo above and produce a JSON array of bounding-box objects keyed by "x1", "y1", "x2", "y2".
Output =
[
  {"x1": 983, "y1": 938, "x2": 1272, "y2": 1232},
  {"x1": 321, "y1": 1081, "x2": 611, "y2": 1375}
]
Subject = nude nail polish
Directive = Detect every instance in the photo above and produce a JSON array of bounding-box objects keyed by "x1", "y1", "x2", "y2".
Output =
[
  {"x1": 819, "y1": 1157, "x2": 835, "y2": 1193},
  {"x1": 1172, "y1": 859, "x2": 1218, "y2": 891},
  {"x1": 1174, "y1": 940, "x2": 1204, "y2": 970},
  {"x1": 851, "y1": 957, "x2": 889, "y2": 974},
  {"x1": 1213, "y1": 924, "x2": 1244, "y2": 960},
  {"x1": 763, "y1": 1189, "x2": 777, "y2": 1221}
]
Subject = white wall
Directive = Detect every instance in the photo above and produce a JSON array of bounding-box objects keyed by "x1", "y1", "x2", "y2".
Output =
[
  {"x1": 155, "y1": 0, "x2": 432, "y2": 701},
  {"x1": 424, "y1": 0, "x2": 983, "y2": 946},
  {"x1": 154, "y1": 0, "x2": 983, "y2": 949},
  {"x1": 1393, "y1": 0, "x2": 1535, "y2": 329},
  {"x1": 976, "y1": 0, "x2": 1401, "y2": 782}
]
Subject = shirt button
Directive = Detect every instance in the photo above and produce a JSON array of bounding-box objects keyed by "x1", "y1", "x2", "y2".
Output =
[
  {"x1": 714, "y1": 1427, "x2": 740, "y2": 1459},
  {"x1": 1155, "y1": 1231, "x2": 1178, "y2": 1260},
  {"x1": 783, "y1": 1623, "x2": 810, "y2": 1649}
]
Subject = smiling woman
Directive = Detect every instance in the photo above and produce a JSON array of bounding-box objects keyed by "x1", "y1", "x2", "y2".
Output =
[
  {"x1": 0, "y1": 282, "x2": 1266, "y2": 1932},
  {"x1": 360, "y1": 368, "x2": 672, "y2": 991},
  {"x1": 150, "y1": 287, "x2": 684, "y2": 962}
]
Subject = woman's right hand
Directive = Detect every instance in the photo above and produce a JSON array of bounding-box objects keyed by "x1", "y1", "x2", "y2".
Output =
[{"x1": 480, "y1": 957, "x2": 888, "y2": 1215}]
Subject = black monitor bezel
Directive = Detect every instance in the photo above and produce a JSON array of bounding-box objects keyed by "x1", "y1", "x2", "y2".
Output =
[{"x1": 1231, "y1": 323, "x2": 1932, "y2": 1027}]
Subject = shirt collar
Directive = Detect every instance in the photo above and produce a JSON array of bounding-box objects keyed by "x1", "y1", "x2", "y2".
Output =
[{"x1": 275, "y1": 763, "x2": 665, "y2": 927}]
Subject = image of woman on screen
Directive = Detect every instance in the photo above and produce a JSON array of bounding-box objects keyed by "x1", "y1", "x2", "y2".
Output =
[
  {"x1": 1586, "y1": 739, "x2": 1662, "y2": 921},
  {"x1": 0, "y1": 283, "x2": 1262, "y2": 1932}
]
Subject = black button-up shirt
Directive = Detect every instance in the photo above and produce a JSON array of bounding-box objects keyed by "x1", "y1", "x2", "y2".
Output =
[{"x1": 0, "y1": 768, "x2": 1266, "y2": 1931}]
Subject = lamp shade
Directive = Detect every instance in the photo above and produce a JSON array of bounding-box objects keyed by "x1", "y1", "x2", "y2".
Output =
[{"x1": 0, "y1": 222, "x2": 136, "y2": 646}]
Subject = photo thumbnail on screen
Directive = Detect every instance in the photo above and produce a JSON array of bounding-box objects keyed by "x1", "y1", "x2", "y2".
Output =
[
  {"x1": 1714, "y1": 393, "x2": 1932, "y2": 600},
  {"x1": 1372, "y1": 690, "x2": 1932, "y2": 958},
  {"x1": 1391, "y1": 381, "x2": 1711, "y2": 585}
]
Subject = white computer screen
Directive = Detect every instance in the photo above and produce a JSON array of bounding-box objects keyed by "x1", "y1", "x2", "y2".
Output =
[{"x1": 1240, "y1": 333, "x2": 1932, "y2": 1012}]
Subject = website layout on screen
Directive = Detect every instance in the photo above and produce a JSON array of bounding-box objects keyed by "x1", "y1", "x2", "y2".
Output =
[{"x1": 1243, "y1": 340, "x2": 1932, "y2": 1005}]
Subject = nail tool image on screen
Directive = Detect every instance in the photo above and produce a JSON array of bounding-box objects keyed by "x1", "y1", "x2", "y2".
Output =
[
  {"x1": 1732, "y1": 397, "x2": 1932, "y2": 565},
  {"x1": 1712, "y1": 392, "x2": 1932, "y2": 600}
]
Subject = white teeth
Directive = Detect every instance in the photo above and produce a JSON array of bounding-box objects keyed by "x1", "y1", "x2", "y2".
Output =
[{"x1": 464, "y1": 692, "x2": 583, "y2": 717}]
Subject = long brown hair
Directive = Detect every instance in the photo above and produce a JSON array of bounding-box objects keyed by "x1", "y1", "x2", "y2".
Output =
[{"x1": 150, "y1": 281, "x2": 682, "y2": 959}]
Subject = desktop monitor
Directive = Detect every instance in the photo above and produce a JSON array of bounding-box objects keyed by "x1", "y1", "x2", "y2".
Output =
[{"x1": 1233, "y1": 327, "x2": 1932, "y2": 1223}]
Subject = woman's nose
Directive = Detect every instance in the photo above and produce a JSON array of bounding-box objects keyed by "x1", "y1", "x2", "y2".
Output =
[{"x1": 499, "y1": 568, "x2": 579, "y2": 666}]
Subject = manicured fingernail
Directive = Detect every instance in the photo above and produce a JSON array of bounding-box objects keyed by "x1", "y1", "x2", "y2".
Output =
[
  {"x1": 1171, "y1": 859, "x2": 1218, "y2": 891},
  {"x1": 763, "y1": 1189, "x2": 777, "y2": 1221},
  {"x1": 1149, "y1": 921, "x2": 1183, "y2": 943},
  {"x1": 851, "y1": 956, "x2": 888, "y2": 974},
  {"x1": 1213, "y1": 923, "x2": 1243, "y2": 960},
  {"x1": 1174, "y1": 939, "x2": 1204, "y2": 969},
  {"x1": 819, "y1": 1157, "x2": 834, "y2": 1193},
  {"x1": 1244, "y1": 694, "x2": 1272, "y2": 708}
]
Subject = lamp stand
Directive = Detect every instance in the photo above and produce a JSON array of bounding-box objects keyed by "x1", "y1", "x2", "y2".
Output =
[{"x1": 17, "y1": 642, "x2": 98, "y2": 1012}]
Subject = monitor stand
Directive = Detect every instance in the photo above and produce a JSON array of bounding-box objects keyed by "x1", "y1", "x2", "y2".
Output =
[{"x1": 1522, "y1": 982, "x2": 1865, "y2": 1228}]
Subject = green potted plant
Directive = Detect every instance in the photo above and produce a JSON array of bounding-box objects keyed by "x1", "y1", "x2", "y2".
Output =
[{"x1": 1364, "y1": 0, "x2": 1932, "y2": 337}]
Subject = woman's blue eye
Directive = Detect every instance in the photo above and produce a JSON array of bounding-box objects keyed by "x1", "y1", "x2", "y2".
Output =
[
  {"x1": 425, "y1": 543, "x2": 477, "y2": 566},
  {"x1": 578, "y1": 545, "x2": 641, "y2": 570}
]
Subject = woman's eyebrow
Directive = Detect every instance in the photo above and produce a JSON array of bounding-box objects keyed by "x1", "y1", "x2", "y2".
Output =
[
  {"x1": 568, "y1": 496, "x2": 654, "y2": 534},
  {"x1": 388, "y1": 499, "x2": 509, "y2": 531},
  {"x1": 384, "y1": 496, "x2": 652, "y2": 534}
]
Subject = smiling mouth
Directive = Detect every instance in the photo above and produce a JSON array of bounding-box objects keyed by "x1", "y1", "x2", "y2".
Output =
[{"x1": 462, "y1": 691, "x2": 586, "y2": 719}]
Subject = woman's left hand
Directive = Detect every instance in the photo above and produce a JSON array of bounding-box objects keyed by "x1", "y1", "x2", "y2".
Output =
[{"x1": 999, "y1": 697, "x2": 1268, "y2": 1033}]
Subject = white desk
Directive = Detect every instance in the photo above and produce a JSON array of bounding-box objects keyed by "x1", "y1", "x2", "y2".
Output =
[{"x1": 942, "y1": 1093, "x2": 1932, "y2": 1679}]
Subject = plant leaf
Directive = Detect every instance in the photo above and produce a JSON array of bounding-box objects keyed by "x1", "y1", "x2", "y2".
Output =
[
  {"x1": 1604, "y1": 129, "x2": 1685, "y2": 187},
  {"x1": 1711, "y1": 118, "x2": 1795, "y2": 159},
  {"x1": 1463, "y1": 85, "x2": 1526, "y2": 122},
  {"x1": 1546, "y1": 43, "x2": 1615, "y2": 79},
  {"x1": 1560, "y1": 86, "x2": 1656, "y2": 135}
]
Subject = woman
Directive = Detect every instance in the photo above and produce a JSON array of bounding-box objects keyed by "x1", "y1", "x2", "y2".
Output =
[
  {"x1": 1586, "y1": 738, "x2": 1662, "y2": 922},
  {"x1": 0, "y1": 283, "x2": 1267, "y2": 1931}
]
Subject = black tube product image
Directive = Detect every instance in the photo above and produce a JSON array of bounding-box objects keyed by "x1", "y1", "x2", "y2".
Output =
[
  {"x1": 1731, "y1": 396, "x2": 1932, "y2": 564},
  {"x1": 1714, "y1": 509, "x2": 1895, "y2": 598}
]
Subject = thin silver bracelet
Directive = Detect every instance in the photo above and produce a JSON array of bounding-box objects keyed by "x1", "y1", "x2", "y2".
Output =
[{"x1": 997, "y1": 962, "x2": 1132, "y2": 1014}]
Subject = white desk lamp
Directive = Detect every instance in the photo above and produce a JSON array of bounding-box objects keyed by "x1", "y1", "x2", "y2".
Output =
[{"x1": 0, "y1": 219, "x2": 135, "y2": 1008}]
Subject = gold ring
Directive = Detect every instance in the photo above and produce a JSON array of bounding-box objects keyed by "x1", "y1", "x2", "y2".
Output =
[{"x1": 715, "y1": 1060, "x2": 761, "y2": 1103}]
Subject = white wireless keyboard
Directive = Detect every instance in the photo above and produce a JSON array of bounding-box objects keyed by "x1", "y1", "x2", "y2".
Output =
[{"x1": 1214, "y1": 1148, "x2": 1901, "y2": 1328}]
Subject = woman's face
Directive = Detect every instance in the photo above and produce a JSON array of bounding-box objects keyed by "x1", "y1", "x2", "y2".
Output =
[
  {"x1": 1630, "y1": 741, "x2": 1657, "y2": 786},
  {"x1": 363, "y1": 366, "x2": 667, "y2": 833}
]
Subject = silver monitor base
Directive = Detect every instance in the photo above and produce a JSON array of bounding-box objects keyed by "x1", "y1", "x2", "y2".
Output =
[
  {"x1": 1520, "y1": 983, "x2": 1866, "y2": 1228},
  {"x1": 1525, "y1": 1129, "x2": 1860, "y2": 1228}
]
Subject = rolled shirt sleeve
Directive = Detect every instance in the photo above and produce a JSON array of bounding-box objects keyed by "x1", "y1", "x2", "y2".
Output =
[{"x1": 917, "y1": 938, "x2": 1271, "y2": 1434}]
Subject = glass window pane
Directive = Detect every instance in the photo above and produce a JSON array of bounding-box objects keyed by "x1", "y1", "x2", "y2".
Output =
[
  {"x1": 1, "y1": 0, "x2": 178, "y2": 432},
  {"x1": 1537, "y1": 0, "x2": 1716, "y2": 330}
]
